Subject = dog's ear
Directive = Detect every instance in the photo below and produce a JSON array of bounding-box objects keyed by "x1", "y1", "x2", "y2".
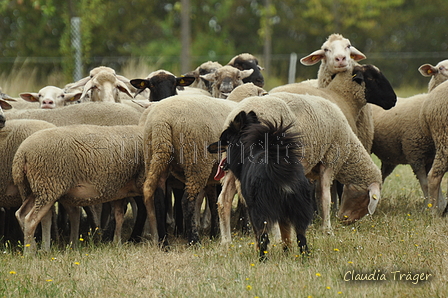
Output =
[
  {"x1": 230, "y1": 111, "x2": 249, "y2": 132},
  {"x1": 246, "y1": 111, "x2": 260, "y2": 125}
]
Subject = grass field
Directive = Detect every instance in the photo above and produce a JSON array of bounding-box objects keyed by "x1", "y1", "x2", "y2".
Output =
[{"x1": 2, "y1": 67, "x2": 446, "y2": 297}]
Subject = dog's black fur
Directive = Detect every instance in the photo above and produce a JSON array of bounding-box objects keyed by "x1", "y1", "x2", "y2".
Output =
[{"x1": 209, "y1": 111, "x2": 314, "y2": 261}]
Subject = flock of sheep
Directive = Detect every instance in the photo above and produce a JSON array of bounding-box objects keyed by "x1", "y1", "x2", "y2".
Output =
[{"x1": 1, "y1": 33, "x2": 447, "y2": 258}]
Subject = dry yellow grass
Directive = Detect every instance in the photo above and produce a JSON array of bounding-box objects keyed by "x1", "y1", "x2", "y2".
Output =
[{"x1": 1, "y1": 157, "x2": 448, "y2": 298}]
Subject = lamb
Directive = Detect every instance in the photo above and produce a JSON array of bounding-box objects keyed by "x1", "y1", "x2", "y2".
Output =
[
  {"x1": 141, "y1": 94, "x2": 238, "y2": 245},
  {"x1": 227, "y1": 53, "x2": 265, "y2": 88},
  {"x1": 19, "y1": 86, "x2": 82, "y2": 109},
  {"x1": 371, "y1": 60, "x2": 448, "y2": 200},
  {"x1": 212, "y1": 93, "x2": 382, "y2": 240},
  {"x1": 130, "y1": 70, "x2": 196, "y2": 101},
  {"x1": 200, "y1": 65, "x2": 254, "y2": 99},
  {"x1": 5, "y1": 102, "x2": 141, "y2": 126},
  {"x1": 184, "y1": 61, "x2": 223, "y2": 93},
  {"x1": 419, "y1": 79, "x2": 448, "y2": 214},
  {"x1": 13, "y1": 124, "x2": 145, "y2": 253},
  {"x1": 0, "y1": 119, "x2": 57, "y2": 244}
]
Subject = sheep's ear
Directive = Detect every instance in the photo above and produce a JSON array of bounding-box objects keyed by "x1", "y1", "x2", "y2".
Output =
[
  {"x1": 81, "y1": 80, "x2": 94, "y2": 100},
  {"x1": 70, "y1": 76, "x2": 91, "y2": 89},
  {"x1": 0, "y1": 99, "x2": 13, "y2": 110},
  {"x1": 20, "y1": 92, "x2": 40, "y2": 102},
  {"x1": 300, "y1": 49, "x2": 325, "y2": 65},
  {"x1": 116, "y1": 81, "x2": 133, "y2": 98},
  {"x1": 349, "y1": 46, "x2": 366, "y2": 61},
  {"x1": 176, "y1": 76, "x2": 196, "y2": 87},
  {"x1": 352, "y1": 67, "x2": 365, "y2": 84},
  {"x1": 240, "y1": 69, "x2": 254, "y2": 80},
  {"x1": 418, "y1": 64, "x2": 437, "y2": 77},
  {"x1": 200, "y1": 72, "x2": 216, "y2": 82},
  {"x1": 63, "y1": 92, "x2": 82, "y2": 103},
  {"x1": 130, "y1": 79, "x2": 150, "y2": 90},
  {"x1": 367, "y1": 182, "x2": 381, "y2": 215}
]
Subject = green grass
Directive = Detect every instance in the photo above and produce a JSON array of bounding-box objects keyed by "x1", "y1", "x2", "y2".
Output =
[{"x1": 2, "y1": 157, "x2": 448, "y2": 298}]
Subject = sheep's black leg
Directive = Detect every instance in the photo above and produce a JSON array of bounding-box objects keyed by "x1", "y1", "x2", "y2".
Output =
[
  {"x1": 128, "y1": 196, "x2": 147, "y2": 243},
  {"x1": 154, "y1": 187, "x2": 168, "y2": 247},
  {"x1": 182, "y1": 192, "x2": 200, "y2": 245},
  {"x1": 205, "y1": 184, "x2": 220, "y2": 239},
  {"x1": 172, "y1": 187, "x2": 184, "y2": 236}
]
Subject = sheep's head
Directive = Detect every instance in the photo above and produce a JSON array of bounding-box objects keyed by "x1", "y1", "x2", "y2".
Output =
[
  {"x1": 418, "y1": 59, "x2": 448, "y2": 92},
  {"x1": 226, "y1": 83, "x2": 268, "y2": 103},
  {"x1": 184, "y1": 61, "x2": 223, "y2": 93},
  {"x1": 20, "y1": 86, "x2": 82, "y2": 109},
  {"x1": 82, "y1": 70, "x2": 132, "y2": 103},
  {"x1": 300, "y1": 33, "x2": 366, "y2": 73},
  {"x1": 130, "y1": 70, "x2": 195, "y2": 102},
  {"x1": 337, "y1": 182, "x2": 381, "y2": 225},
  {"x1": 351, "y1": 64, "x2": 397, "y2": 110},
  {"x1": 228, "y1": 53, "x2": 265, "y2": 88},
  {"x1": 201, "y1": 65, "x2": 254, "y2": 99},
  {"x1": 0, "y1": 98, "x2": 13, "y2": 128}
]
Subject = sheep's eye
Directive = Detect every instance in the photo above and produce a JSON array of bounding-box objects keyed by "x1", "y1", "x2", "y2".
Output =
[
  {"x1": 347, "y1": 45, "x2": 351, "y2": 48},
  {"x1": 324, "y1": 48, "x2": 329, "y2": 52}
]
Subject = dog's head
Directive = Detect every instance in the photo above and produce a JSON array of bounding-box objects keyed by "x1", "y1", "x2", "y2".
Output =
[{"x1": 207, "y1": 111, "x2": 260, "y2": 180}]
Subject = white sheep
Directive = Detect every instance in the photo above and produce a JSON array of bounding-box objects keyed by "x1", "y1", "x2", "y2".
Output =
[
  {"x1": 418, "y1": 59, "x2": 448, "y2": 92},
  {"x1": 19, "y1": 86, "x2": 82, "y2": 109},
  {"x1": 371, "y1": 59, "x2": 448, "y2": 202},
  {"x1": 419, "y1": 79, "x2": 448, "y2": 214},
  {"x1": 5, "y1": 102, "x2": 141, "y2": 126},
  {"x1": 215, "y1": 93, "x2": 382, "y2": 239},
  {"x1": 0, "y1": 99, "x2": 13, "y2": 128},
  {"x1": 200, "y1": 65, "x2": 254, "y2": 99},
  {"x1": 300, "y1": 33, "x2": 366, "y2": 88},
  {"x1": 80, "y1": 70, "x2": 133, "y2": 103},
  {"x1": 141, "y1": 94, "x2": 238, "y2": 245},
  {"x1": 13, "y1": 124, "x2": 145, "y2": 253},
  {"x1": 226, "y1": 82, "x2": 267, "y2": 102}
]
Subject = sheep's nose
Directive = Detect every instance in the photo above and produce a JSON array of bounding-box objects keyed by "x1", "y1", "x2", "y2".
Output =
[
  {"x1": 42, "y1": 99, "x2": 54, "y2": 105},
  {"x1": 0, "y1": 116, "x2": 5, "y2": 128},
  {"x1": 335, "y1": 56, "x2": 346, "y2": 62}
]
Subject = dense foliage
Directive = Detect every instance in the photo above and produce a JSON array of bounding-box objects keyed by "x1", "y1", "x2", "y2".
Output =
[{"x1": 0, "y1": 0, "x2": 446, "y2": 87}]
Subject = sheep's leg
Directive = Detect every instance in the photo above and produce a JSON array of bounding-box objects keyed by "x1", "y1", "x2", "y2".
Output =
[
  {"x1": 128, "y1": 196, "x2": 147, "y2": 242},
  {"x1": 112, "y1": 199, "x2": 126, "y2": 244},
  {"x1": 205, "y1": 184, "x2": 220, "y2": 239},
  {"x1": 154, "y1": 173, "x2": 168, "y2": 246},
  {"x1": 40, "y1": 208, "x2": 52, "y2": 252},
  {"x1": 59, "y1": 203, "x2": 81, "y2": 248},
  {"x1": 182, "y1": 190, "x2": 203, "y2": 245},
  {"x1": 15, "y1": 195, "x2": 35, "y2": 232},
  {"x1": 319, "y1": 165, "x2": 334, "y2": 235},
  {"x1": 217, "y1": 173, "x2": 237, "y2": 244},
  {"x1": 172, "y1": 187, "x2": 184, "y2": 236},
  {"x1": 279, "y1": 221, "x2": 292, "y2": 252},
  {"x1": 22, "y1": 200, "x2": 54, "y2": 254},
  {"x1": 381, "y1": 163, "x2": 397, "y2": 182},
  {"x1": 427, "y1": 152, "x2": 448, "y2": 215},
  {"x1": 195, "y1": 190, "x2": 207, "y2": 232}
]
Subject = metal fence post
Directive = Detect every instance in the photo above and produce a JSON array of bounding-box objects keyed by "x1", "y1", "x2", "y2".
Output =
[{"x1": 71, "y1": 17, "x2": 83, "y2": 81}]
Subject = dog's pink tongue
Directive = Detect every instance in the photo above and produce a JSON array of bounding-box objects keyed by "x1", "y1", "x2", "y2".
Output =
[{"x1": 214, "y1": 157, "x2": 227, "y2": 180}]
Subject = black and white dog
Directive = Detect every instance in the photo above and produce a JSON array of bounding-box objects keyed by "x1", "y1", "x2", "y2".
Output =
[{"x1": 208, "y1": 111, "x2": 314, "y2": 261}]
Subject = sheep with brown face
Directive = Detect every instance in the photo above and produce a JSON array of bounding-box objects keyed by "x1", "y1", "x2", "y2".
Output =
[
  {"x1": 200, "y1": 65, "x2": 254, "y2": 99},
  {"x1": 184, "y1": 61, "x2": 223, "y2": 93}
]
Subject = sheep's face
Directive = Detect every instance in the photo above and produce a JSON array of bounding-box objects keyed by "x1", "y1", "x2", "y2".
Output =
[
  {"x1": 228, "y1": 54, "x2": 265, "y2": 88},
  {"x1": 418, "y1": 59, "x2": 448, "y2": 92},
  {"x1": 20, "y1": 86, "x2": 82, "y2": 109},
  {"x1": 0, "y1": 98, "x2": 13, "y2": 128},
  {"x1": 83, "y1": 71, "x2": 132, "y2": 103},
  {"x1": 300, "y1": 34, "x2": 366, "y2": 73},
  {"x1": 338, "y1": 182, "x2": 381, "y2": 225},
  {"x1": 201, "y1": 66, "x2": 254, "y2": 99},
  {"x1": 130, "y1": 71, "x2": 195, "y2": 102},
  {"x1": 352, "y1": 65, "x2": 397, "y2": 110}
]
